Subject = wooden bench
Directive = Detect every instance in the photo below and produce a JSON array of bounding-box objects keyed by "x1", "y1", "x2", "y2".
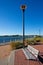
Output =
[{"x1": 27, "y1": 45, "x2": 39, "y2": 58}]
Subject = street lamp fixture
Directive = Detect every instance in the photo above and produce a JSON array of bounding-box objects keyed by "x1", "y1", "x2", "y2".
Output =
[
  {"x1": 21, "y1": 5, "x2": 26, "y2": 10},
  {"x1": 20, "y1": 5, "x2": 27, "y2": 47}
]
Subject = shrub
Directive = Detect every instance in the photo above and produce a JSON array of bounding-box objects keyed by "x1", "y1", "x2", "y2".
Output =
[
  {"x1": 10, "y1": 41, "x2": 16, "y2": 50},
  {"x1": 34, "y1": 36, "x2": 41, "y2": 44},
  {"x1": 25, "y1": 39, "x2": 35, "y2": 45},
  {"x1": 15, "y1": 41, "x2": 23, "y2": 49},
  {"x1": 10, "y1": 41, "x2": 23, "y2": 50}
]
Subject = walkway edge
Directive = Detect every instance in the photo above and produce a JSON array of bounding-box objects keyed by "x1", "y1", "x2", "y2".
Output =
[{"x1": 8, "y1": 50, "x2": 15, "y2": 65}]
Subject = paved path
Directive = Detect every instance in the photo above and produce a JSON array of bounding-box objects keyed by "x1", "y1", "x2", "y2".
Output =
[
  {"x1": 0, "y1": 46, "x2": 43, "y2": 65},
  {"x1": 0, "y1": 57, "x2": 8, "y2": 65},
  {"x1": 0, "y1": 50, "x2": 15, "y2": 65},
  {"x1": 14, "y1": 48, "x2": 43, "y2": 65},
  {"x1": 8, "y1": 50, "x2": 15, "y2": 65},
  {"x1": 14, "y1": 49, "x2": 29, "y2": 65}
]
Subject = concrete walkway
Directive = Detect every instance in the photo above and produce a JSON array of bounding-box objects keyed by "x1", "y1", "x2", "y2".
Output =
[
  {"x1": 0, "y1": 50, "x2": 15, "y2": 65},
  {"x1": 0, "y1": 57, "x2": 8, "y2": 65},
  {"x1": 8, "y1": 50, "x2": 15, "y2": 65}
]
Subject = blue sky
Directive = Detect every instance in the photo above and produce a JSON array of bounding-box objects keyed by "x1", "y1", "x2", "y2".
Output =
[{"x1": 0, "y1": 0, "x2": 43, "y2": 35}]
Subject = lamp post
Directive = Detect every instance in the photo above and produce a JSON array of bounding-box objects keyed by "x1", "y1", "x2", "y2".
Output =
[{"x1": 21, "y1": 5, "x2": 26, "y2": 47}]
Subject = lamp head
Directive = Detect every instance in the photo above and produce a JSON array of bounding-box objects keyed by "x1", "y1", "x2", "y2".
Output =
[{"x1": 20, "y1": 5, "x2": 26, "y2": 10}]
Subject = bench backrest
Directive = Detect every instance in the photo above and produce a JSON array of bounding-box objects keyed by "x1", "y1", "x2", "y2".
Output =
[{"x1": 27, "y1": 45, "x2": 39, "y2": 58}]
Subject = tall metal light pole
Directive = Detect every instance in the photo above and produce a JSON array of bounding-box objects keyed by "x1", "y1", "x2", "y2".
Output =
[{"x1": 21, "y1": 5, "x2": 26, "y2": 47}]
